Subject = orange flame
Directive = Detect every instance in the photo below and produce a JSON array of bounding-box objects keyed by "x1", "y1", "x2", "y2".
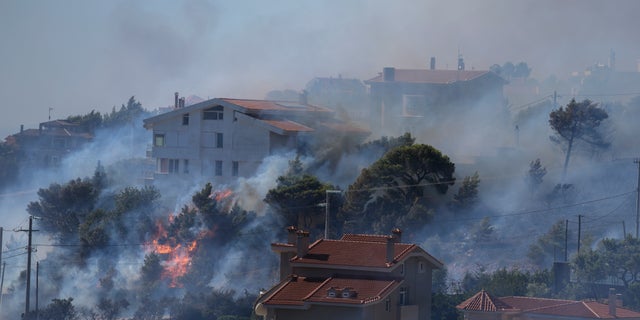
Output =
[
  {"x1": 213, "y1": 189, "x2": 233, "y2": 202},
  {"x1": 146, "y1": 215, "x2": 202, "y2": 288}
]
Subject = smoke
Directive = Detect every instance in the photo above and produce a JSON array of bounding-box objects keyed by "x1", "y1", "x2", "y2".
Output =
[{"x1": 2, "y1": 0, "x2": 640, "y2": 314}]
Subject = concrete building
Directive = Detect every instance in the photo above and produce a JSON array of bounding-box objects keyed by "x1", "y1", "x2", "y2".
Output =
[
  {"x1": 10, "y1": 120, "x2": 93, "y2": 168},
  {"x1": 254, "y1": 227, "x2": 443, "y2": 320},
  {"x1": 457, "y1": 289, "x2": 640, "y2": 320},
  {"x1": 143, "y1": 96, "x2": 369, "y2": 185},
  {"x1": 365, "y1": 65, "x2": 507, "y2": 136}
]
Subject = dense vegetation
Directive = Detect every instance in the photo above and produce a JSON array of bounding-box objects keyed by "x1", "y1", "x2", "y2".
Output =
[{"x1": 3, "y1": 92, "x2": 640, "y2": 319}]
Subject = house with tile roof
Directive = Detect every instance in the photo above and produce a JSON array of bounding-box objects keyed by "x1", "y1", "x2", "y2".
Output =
[
  {"x1": 255, "y1": 227, "x2": 443, "y2": 320},
  {"x1": 142, "y1": 96, "x2": 369, "y2": 185},
  {"x1": 457, "y1": 289, "x2": 640, "y2": 320},
  {"x1": 365, "y1": 66, "x2": 508, "y2": 136},
  {"x1": 10, "y1": 120, "x2": 93, "y2": 168}
]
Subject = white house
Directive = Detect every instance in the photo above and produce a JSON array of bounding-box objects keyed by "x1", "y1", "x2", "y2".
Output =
[{"x1": 143, "y1": 97, "x2": 369, "y2": 185}]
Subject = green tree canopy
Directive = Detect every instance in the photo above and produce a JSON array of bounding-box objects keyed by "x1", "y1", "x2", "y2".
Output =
[
  {"x1": 264, "y1": 158, "x2": 335, "y2": 232},
  {"x1": 549, "y1": 99, "x2": 610, "y2": 176},
  {"x1": 341, "y1": 143, "x2": 455, "y2": 234}
]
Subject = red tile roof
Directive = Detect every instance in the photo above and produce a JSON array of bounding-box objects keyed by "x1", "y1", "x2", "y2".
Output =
[
  {"x1": 457, "y1": 290, "x2": 516, "y2": 312},
  {"x1": 458, "y1": 291, "x2": 640, "y2": 319},
  {"x1": 293, "y1": 238, "x2": 416, "y2": 268},
  {"x1": 262, "y1": 120, "x2": 314, "y2": 133},
  {"x1": 262, "y1": 275, "x2": 400, "y2": 307},
  {"x1": 367, "y1": 69, "x2": 491, "y2": 84},
  {"x1": 220, "y1": 98, "x2": 333, "y2": 113}
]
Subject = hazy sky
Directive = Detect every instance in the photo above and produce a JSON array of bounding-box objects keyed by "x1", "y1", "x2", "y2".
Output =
[{"x1": 2, "y1": 0, "x2": 640, "y2": 138}]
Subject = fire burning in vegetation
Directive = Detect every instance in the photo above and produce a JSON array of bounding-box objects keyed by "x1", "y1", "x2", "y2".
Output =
[{"x1": 146, "y1": 215, "x2": 200, "y2": 288}]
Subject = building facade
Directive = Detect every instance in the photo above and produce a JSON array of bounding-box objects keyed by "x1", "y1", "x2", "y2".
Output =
[
  {"x1": 255, "y1": 228, "x2": 443, "y2": 320},
  {"x1": 366, "y1": 67, "x2": 507, "y2": 136},
  {"x1": 10, "y1": 120, "x2": 93, "y2": 168},
  {"x1": 143, "y1": 97, "x2": 369, "y2": 186}
]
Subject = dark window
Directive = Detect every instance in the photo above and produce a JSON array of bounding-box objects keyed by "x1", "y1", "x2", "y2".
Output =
[
  {"x1": 169, "y1": 159, "x2": 179, "y2": 173},
  {"x1": 203, "y1": 106, "x2": 224, "y2": 120},
  {"x1": 182, "y1": 113, "x2": 190, "y2": 125},
  {"x1": 215, "y1": 160, "x2": 222, "y2": 176},
  {"x1": 184, "y1": 159, "x2": 189, "y2": 174},
  {"x1": 399, "y1": 288, "x2": 407, "y2": 306},
  {"x1": 232, "y1": 161, "x2": 239, "y2": 176},
  {"x1": 385, "y1": 298, "x2": 391, "y2": 312},
  {"x1": 216, "y1": 133, "x2": 223, "y2": 148}
]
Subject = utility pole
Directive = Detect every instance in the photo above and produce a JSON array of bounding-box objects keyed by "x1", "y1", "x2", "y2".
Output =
[
  {"x1": 564, "y1": 219, "x2": 568, "y2": 261},
  {"x1": 577, "y1": 215, "x2": 582, "y2": 254},
  {"x1": 26, "y1": 216, "x2": 33, "y2": 316},
  {"x1": 0, "y1": 262, "x2": 4, "y2": 313},
  {"x1": 18, "y1": 216, "x2": 38, "y2": 317},
  {"x1": 35, "y1": 262, "x2": 39, "y2": 320}
]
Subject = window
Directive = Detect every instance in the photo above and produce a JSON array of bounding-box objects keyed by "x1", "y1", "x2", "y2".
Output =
[
  {"x1": 400, "y1": 263, "x2": 405, "y2": 275},
  {"x1": 182, "y1": 113, "x2": 190, "y2": 125},
  {"x1": 215, "y1": 160, "x2": 222, "y2": 176},
  {"x1": 385, "y1": 298, "x2": 391, "y2": 312},
  {"x1": 154, "y1": 134, "x2": 165, "y2": 147},
  {"x1": 419, "y1": 261, "x2": 425, "y2": 273},
  {"x1": 203, "y1": 106, "x2": 224, "y2": 120},
  {"x1": 402, "y1": 94, "x2": 427, "y2": 116},
  {"x1": 183, "y1": 159, "x2": 189, "y2": 174},
  {"x1": 169, "y1": 159, "x2": 179, "y2": 173},
  {"x1": 216, "y1": 132, "x2": 223, "y2": 148},
  {"x1": 232, "y1": 161, "x2": 239, "y2": 176},
  {"x1": 399, "y1": 288, "x2": 408, "y2": 306},
  {"x1": 159, "y1": 158, "x2": 169, "y2": 173}
]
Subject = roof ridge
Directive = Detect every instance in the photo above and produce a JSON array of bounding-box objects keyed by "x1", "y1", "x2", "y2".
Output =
[
  {"x1": 302, "y1": 277, "x2": 333, "y2": 301},
  {"x1": 524, "y1": 300, "x2": 582, "y2": 313},
  {"x1": 581, "y1": 301, "x2": 602, "y2": 318}
]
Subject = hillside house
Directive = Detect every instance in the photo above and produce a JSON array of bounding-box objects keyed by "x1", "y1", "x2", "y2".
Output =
[
  {"x1": 365, "y1": 65, "x2": 507, "y2": 135},
  {"x1": 9, "y1": 120, "x2": 93, "y2": 168},
  {"x1": 457, "y1": 289, "x2": 640, "y2": 320},
  {"x1": 254, "y1": 227, "x2": 443, "y2": 320},
  {"x1": 143, "y1": 97, "x2": 369, "y2": 185}
]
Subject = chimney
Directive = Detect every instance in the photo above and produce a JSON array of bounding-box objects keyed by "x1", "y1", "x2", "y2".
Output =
[
  {"x1": 20, "y1": 124, "x2": 24, "y2": 133},
  {"x1": 386, "y1": 236, "x2": 395, "y2": 264},
  {"x1": 392, "y1": 228, "x2": 402, "y2": 243},
  {"x1": 609, "y1": 288, "x2": 617, "y2": 316},
  {"x1": 174, "y1": 92, "x2": 179, "y2": 109},
  {"x1": 383, "y1": 67, "x2": 395, "y2": 81},
  {"x1": 179, "y1": 97, "x2": 185, "y2": 108},
  {"x1": 296, "y1": 230, "x2": 310, "y2": 258},
  {"x1": 430, "y1": 57, "x2": 436, "y2": 70},
  {"x1": 607, "y1": 288, "x2": 622, "y2": 318},
  {"x1": 287, "y1": 226, "x2": 298, "y2": 245}
]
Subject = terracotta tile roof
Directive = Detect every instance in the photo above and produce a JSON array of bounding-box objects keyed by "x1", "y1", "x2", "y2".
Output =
[
  {"x1": 262, "y1": 275, "x2": 400, "y2": 307},
  {"x1": 220, "y1": 98, "x2": 333, "y2": 113},
  {"x1": 459, "y1": 292, "x2": 640, "y2": 319},
  {"x1": 367, "y1": 69, "x2": 491, "y2": 84},
  {"x1": 292, "y1": 239, "x2": 416, "y2": 268},
  {"x1": 457, "y1": 290, "x2": 516, "y2": 312},
  {"x1": 261, "y1": 120, "x2": 314, "y2": 133},
  {"x1": 502, "y1": 297, "x2": 640, "y2": 319},
  {"x1": 316, "y1": 121, "x2": 370, "y2": 134}
]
